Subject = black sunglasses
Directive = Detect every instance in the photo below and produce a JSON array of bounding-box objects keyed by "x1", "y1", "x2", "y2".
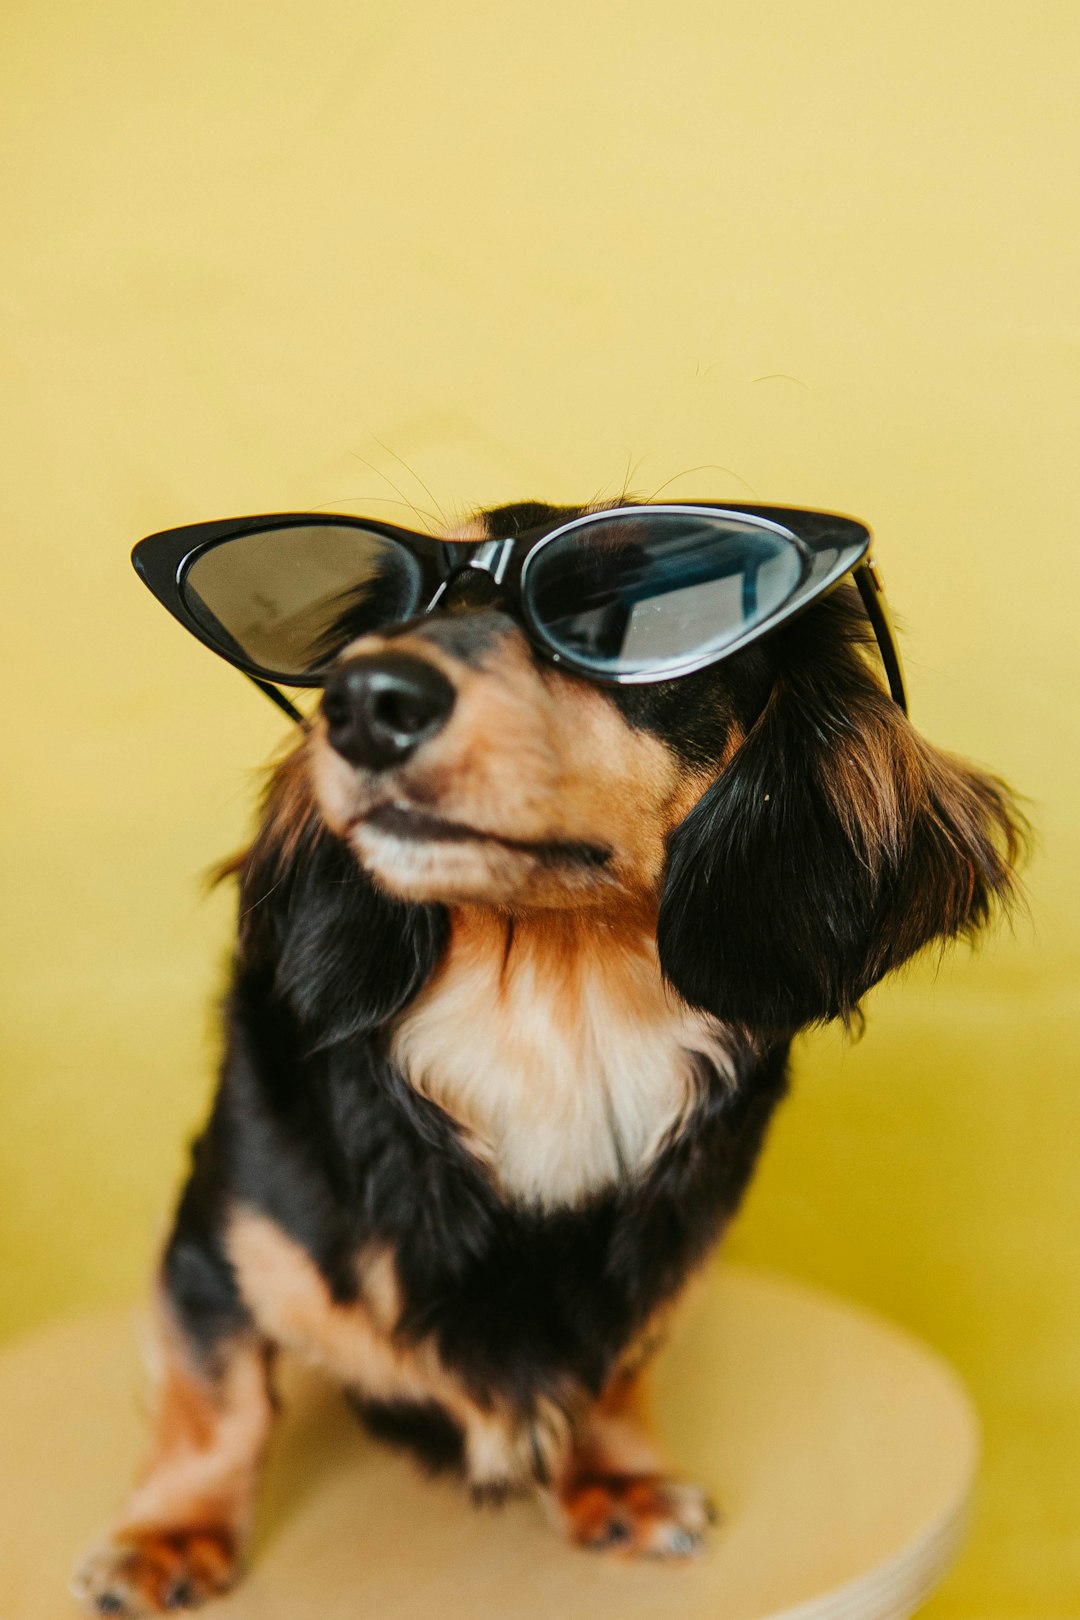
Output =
[{"x1": 132, "y1": 502, "x2": 907, "y2": 724}]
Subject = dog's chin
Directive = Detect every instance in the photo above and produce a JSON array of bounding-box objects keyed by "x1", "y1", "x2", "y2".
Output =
[
  {"x1": 349, "y1": 824, "x2": 532, "y2": 904},
  {"x1": 344, "y1": 806, "x2": 614, "y2": 907}
]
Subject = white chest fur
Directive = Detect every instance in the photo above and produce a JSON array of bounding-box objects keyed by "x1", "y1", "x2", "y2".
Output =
[{"x1": 389, "y1": 918, "x2": 734, "y2": 1211}]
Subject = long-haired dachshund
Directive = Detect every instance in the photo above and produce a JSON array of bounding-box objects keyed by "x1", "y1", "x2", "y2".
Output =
[{"x1": 75, "y1": 498, "x2": 1023, "y2": 1614}]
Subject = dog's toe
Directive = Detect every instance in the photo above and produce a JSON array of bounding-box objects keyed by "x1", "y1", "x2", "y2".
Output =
[
  {"x1": 559, "y1": 1474, "x2": 716, "y2": 1560},
  {"x1": 72, "y1": 1528, "x2": 239, "y2": 1617}
]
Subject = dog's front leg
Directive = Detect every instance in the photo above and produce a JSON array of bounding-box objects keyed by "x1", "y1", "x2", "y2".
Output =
[
  {"x1": 72, "y1": 1285, "x2": 275, "y2": 1617},
  {"x1": 547, "y1": 1368, "x2": 715, "y2": 1559}
]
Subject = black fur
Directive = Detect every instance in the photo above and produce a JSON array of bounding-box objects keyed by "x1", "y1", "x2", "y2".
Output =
[
  {"x1": 608, "y1": 644, "x2": 774, "y2": 768},
  {"x1": 238, "y1": 815, "x2": 449, "y2": 1046},
  {"x1": 483, "y1": 501, "x2": 584, "y2": 538},
  {"x1": 349, "y1": 1396, "x2": 466, "y2": 1477}
]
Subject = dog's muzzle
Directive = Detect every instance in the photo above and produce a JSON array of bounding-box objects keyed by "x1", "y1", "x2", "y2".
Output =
[{"x1": 320, "y1": 653, "x2": 456, "y2": 770}]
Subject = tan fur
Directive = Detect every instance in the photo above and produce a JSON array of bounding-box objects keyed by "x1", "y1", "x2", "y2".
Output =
[
  {"x1": 310, "y1": 628, "x2": 694, "y2": 908},
  {"x1": 784, "y1": 671, "x2": 1023, "y2": 892},
  {"x1": 440, "y1": 514, "x2": 492, "y2": 541},
  {"x1": 115, "y1": 1300, "x2": 272, "y2": 1532},
  {"x1": 545, "y1": 1362, "x2": 714, "y2": 1559},
  {"x1": 809, "y1": 682, "x2": 1025, "y2": 955},
  {"x1": 391, "y1": 905, "x2": 734, "y2": 1208},
  {"x1": 119, "y1": 1331, "x2": 273, "y2": 1535},
  {"x1": 567, "y1": 1368, "x2": 664, "y2": 1479},
  {"x1": 72, "y1": 1301, "x2": 274, "y2": 1612}
]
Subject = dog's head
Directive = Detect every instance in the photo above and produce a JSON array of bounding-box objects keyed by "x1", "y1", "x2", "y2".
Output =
[{"x1": 238, "y1": 499, "x2": 1024, "y2": 1042}]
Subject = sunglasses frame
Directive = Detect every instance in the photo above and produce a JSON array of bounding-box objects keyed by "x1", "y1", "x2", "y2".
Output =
[{"x1": 132, "y1": 502, "x2": 908, "y2": 724}]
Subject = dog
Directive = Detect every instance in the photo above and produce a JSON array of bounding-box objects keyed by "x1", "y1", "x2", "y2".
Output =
[{"x1": 74, "y1": 498, "x2": 1023, "y2": 1615}]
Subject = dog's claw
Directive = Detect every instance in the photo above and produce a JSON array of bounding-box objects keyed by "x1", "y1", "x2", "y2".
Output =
[{"x1": 666, "y1": 1525, "x2": 699, "y2": 1556}]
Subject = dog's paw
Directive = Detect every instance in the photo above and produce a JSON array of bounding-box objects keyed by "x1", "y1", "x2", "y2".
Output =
[
  {"x1": 558, "y1": 1473, "x2": 716, "y2": 1559},
  {"x1": 71, "y1": 1526, "x2": 240, "y2": 1616}
]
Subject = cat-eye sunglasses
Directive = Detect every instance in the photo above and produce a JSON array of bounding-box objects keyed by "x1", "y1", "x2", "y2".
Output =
[{"x1": 132, "y1": 502, "x2": 907, "y2": 724}]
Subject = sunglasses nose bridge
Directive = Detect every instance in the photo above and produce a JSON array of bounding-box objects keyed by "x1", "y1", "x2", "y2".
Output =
[
  {"x1": 424, "y1": 539, "x2": 517, "y2": 614},
  {"x1": 461, "y1": 537, "x2": 516, "y2": 584}
]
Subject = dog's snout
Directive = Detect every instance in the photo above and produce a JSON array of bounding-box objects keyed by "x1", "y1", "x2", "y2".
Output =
[{"x1": 321, "y1": 653, "x2": 456, "y2": 770}]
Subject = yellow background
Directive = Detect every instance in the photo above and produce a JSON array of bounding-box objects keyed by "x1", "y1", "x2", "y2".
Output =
[{"x1": 2, "y1": 4, "x2": 1077, "y2": 1616}]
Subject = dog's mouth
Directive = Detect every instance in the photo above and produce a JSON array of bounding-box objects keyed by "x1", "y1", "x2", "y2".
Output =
[{"x1": 354, "y1": 803, "x2": 611, "y2": 870}]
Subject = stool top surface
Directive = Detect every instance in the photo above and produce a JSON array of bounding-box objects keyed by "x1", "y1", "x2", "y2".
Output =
[{"x1": 0, "y1": 1265, "x2": 977, "y2": 1620}]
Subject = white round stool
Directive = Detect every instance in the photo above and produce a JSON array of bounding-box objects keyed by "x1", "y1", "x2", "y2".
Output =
[{"x1": 0, "y1": 1265, "x2": 977, "y2": 1619}]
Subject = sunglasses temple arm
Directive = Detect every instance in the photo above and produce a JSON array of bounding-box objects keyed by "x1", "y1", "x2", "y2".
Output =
[
  {"x1": 245, "y1": 672, "x2": 304, "y2": 724},
  {"x1": 853, "y1": 561, "x2": 909, "y2": 715}
]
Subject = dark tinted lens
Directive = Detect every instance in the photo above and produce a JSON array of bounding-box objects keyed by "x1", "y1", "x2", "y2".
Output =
[
  {"x1": 182, "y1": 523, "x2": 422, "y2": 678},
  {"x1": 525, "y1": 511, "x2": 806, "y2": 675}
]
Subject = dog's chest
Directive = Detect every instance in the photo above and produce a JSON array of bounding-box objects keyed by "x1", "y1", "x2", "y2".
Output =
[{"x1": 388, "y1": 927, "x2": 732, "y2": 1210}]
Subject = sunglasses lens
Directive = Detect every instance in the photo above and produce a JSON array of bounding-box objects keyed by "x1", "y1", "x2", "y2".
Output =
[
  {"x1": 182, "y1": 523, "x2": 423, "y2": 678},
  {"x1": 525, "y1": 511, "x2": 807, "y2": 677}
]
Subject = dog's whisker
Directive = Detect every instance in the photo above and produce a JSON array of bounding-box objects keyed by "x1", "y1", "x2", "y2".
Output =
[
  {"x1": 370, "y1": 436, "x2": 450, "y2": 527},
  {"x1": 646, "y1": 463, "x2": 759, "y2": 500},
  {"x1": 347, "y1": 452, "x2": 443, "y2": 529}
]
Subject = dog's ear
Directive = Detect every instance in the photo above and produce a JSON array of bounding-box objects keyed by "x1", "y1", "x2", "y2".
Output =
[
  {"x1": 657, "y1": 588, "x2": 1026, "y2": 1035},
  {"x1": 230, "y1": 745, "x2": 448, "y2": 1044}
]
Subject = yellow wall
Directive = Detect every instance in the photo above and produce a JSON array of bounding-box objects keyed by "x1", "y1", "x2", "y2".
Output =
[{"x1": 2, "y1": 4, "x2": 1077, "y2": 1615}]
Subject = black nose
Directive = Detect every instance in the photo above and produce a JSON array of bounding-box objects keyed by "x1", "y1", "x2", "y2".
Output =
[{"x1": 320, "y1": 652, "x2": 456, "y2": 770}]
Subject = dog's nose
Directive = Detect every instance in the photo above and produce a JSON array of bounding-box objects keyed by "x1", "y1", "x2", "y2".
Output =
[{"x1": 320, "y1": 653, "x2": 456, "y2": 770}]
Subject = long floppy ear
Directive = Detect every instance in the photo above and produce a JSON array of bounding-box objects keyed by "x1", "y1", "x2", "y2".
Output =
[
  {"x1": 228, "y1": 744, "x2": 448, "y2": 1044},
  {"x1": 657, "y1": 589, "x2": 1026, "y2": 1034}
]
